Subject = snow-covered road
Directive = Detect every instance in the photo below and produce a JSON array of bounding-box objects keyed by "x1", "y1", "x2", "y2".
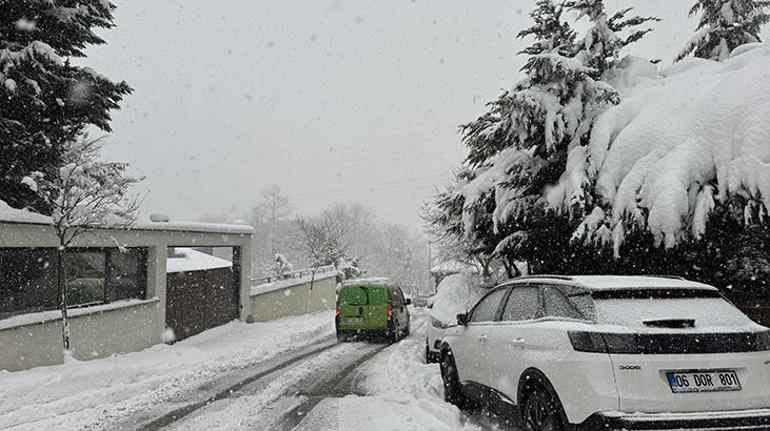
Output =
[{"x1": 0, "y1": 309, "x2": 518, "y2": 430}]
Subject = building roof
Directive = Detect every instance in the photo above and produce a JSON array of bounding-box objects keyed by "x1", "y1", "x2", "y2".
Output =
[
  {"x1": 508, "y1": 275, "x2": 718, "y2": 291},
  {"x1": 166, "y1": 248, "x2": 233, "y2": 273},
  {"x1": 0, "y1": 200, "x2": 253, "y2": 235}
]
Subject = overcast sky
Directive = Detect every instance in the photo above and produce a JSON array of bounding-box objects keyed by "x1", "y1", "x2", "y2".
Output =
[{"x1": 82, "y1": 0, "x2": 721, "y2": 228}]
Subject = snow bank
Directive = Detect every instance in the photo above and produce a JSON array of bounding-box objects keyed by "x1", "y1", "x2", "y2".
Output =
[
  {"x1": 0, "y1": 312, "x2": 333, "y2": 430},
  {"x1": 349, "y1": 310, "x2": 482, "y2": 431},
  {"x1": 429, "y1": 272, "x2": 487, "y2": 325},
  {"x1": 556, "y1": 44, "x2": 770, "y2": 253}
]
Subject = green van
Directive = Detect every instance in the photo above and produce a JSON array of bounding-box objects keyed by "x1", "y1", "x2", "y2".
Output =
[{"x1": 335, "y1": 279, "x2": 411, "y2": 343}]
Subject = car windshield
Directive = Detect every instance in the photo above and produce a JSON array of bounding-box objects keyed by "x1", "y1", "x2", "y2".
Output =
[{"x1": 593, "y1": 289, "x2": 754, "y2": 329}]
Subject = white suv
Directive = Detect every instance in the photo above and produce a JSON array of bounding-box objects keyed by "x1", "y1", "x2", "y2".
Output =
[{"x1": 439, "y1": 275, "x2": 770, "y2": 430}]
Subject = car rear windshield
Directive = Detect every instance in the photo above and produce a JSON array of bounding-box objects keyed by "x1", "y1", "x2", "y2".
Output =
[
  {"x1": 339, "y1": 284, "x2": 389, "y2": 306},
  {"x1": 592, "y1": 289, "x2": 753, "y2": 328}
]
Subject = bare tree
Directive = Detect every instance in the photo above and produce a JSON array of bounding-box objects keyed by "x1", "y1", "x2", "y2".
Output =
[
  {"x1": 292, "y1": 212, "x2": 350, "y2": 269},
  {"x1": 29, "y1": 136, "x2": 142, "y2": 351}
]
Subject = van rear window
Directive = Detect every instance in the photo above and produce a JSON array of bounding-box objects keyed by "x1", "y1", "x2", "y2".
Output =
[
  {"x1": 340, "y1": 286, "x2": 368, "y2": 305},
  {"x1": 367, "y1": 286, "x2": 389, "y2": 305}
]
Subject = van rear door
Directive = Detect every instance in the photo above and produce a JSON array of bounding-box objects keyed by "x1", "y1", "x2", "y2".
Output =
[{"x1": 338, "y1": 284, "x2": 390, "y2": 329}]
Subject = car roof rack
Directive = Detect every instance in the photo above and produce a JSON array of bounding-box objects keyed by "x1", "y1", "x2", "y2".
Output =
[
  {"x1": 515, "y1": 274, "x2": 575, "y2": 281},
  {"x1": 644, "y1": 275, "x2": 686, "y2": 280}
]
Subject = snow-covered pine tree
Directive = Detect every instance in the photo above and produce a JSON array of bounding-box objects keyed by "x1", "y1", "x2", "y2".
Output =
[
  {"x1": 567, "y1": 0, "x2": 659, "y2": 77},
  {"x1": 435, "y1": 0, "x2": 658, "y2": 275},
  {"x1": 676, "y1": 0, "x2": 770, "y2": 62},
  {"x1": 456, "y1": 1, "x2": 621, "y2": 270},
  {"x1": 0, "y1": 1, "x2": 131, "y2": 213}
]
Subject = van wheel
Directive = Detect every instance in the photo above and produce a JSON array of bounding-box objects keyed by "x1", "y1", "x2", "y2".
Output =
[
  {"x1": 387, "y1": 320, "x2": 399, "y2": 343},
  {"x1": 522, "y1": 386, "x2": 565, "y2": 431},
  {"x1": 440, "y1": 350, "x2": 474, "y2": 410}
]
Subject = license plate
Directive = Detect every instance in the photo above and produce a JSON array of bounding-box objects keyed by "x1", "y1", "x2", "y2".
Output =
[
  {"x1": 666, "y1": 370, "x2": 741, "y2": 393},
  {"x1": 344, "y1": 317, "x2": 362, "y2": 324}
]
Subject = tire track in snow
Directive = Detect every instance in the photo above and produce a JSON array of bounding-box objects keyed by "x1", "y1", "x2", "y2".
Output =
[
  {"x1": 136, "y1": 339, "x2": 339, "y2": 430},
  {"x1": 157, "y1": 341, "x2": 388, "y2": 430}
]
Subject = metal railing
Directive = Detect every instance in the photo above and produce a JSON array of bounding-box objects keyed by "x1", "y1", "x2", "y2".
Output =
[{"x1": 251, "y1": 264, "x2": 337, "y2": 286}]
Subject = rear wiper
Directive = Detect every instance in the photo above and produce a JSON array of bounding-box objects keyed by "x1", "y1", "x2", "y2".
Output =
[{"x1": 643, "y1": 319, "x2": 695, "y2": 328}]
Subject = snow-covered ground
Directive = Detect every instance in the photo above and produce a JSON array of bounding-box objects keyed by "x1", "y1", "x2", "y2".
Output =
[
  {"x1": 0, "y1": 313, "x2": 333, "y2": 430},
  {"x1": 295, "y1": 310, "x2": 485, "y2": 431},
  {"x1": 0, "y1": 308, "x2": 509, "y2": 431}
]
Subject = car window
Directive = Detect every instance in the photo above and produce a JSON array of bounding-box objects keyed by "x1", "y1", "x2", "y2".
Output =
[
  {"x1": 542, "y1": 286, "x2": 585, "y2": 320},
  {"x1": 391, "y1": 287, "x2": 403, "y2": 305},
  {"x1": 469, "y1": 288, "x2": 508, "y2": 323},
  {"x1": 501, "y1": 286, "x2": 540, "y2": 321}
]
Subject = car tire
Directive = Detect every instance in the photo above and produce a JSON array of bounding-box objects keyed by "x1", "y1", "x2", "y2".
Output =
[
  {"x1": 425, "y1": 340, "x2": 432, "y2": 364},
  {"x1": 521, "y1": 386, "x2": 566, "y2": 431},
  {"x1": 404, "y1": 320, "x2": 410, "y2": 337},
  {"x1": 440, "y1": 349, "x2": 474, "y2": 410}
]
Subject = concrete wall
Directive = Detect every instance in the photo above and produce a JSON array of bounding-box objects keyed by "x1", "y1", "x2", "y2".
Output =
[
  {"x1": 0, "y1": 220, "x2": 251, "y2": 372},
  {"x1": 248, "y1": 273, "x2": 337, "y2": 322},
  {"x1": 0, "y1": 299, "x2": 160, "y2": 372}
]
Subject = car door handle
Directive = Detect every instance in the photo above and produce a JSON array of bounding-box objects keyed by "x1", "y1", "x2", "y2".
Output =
[
  {"x1": 511, "y1": 338, "x2": 525, "y2": 347},
  {"x1": 478, "y1": 334, "x2": 488, "y2": 342}
]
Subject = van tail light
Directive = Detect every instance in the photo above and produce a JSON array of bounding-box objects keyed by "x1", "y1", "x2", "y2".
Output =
[
  {"x1": 387, "y1": 307, "x2": 393, "y2": 318},
  {"x1": 335, "y1": 301, "x2": 340, "y2": 318}
]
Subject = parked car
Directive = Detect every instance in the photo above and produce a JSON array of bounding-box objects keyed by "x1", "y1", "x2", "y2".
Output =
[
  {"x1": 439, "y1": 275, "x2": 770, "y2": 431},
  {"x1": 335, "y1": 278, "x2": 410, "y2": 343},
  {"x1": 426, "y1": 272, "x2": 489, "y2": 364}
]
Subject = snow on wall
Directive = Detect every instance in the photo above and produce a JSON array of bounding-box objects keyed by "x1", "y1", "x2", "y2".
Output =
[
  {"x1": 0, "y1": 199, "x2": 52, "y2": 224},
  {"x1": 556, "y1": 44, "x2": 770, "y2": 254}
]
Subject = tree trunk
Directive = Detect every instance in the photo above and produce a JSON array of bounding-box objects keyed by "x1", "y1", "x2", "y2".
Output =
[
  {"x1": 57, "y1": 248, "x2": 71, "y2": 351},
  {"x1": 503, "y1": 259, "x2": 522, "y2": 279}
]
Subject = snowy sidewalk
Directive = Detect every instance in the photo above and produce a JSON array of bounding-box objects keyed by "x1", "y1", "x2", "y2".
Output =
[{"x1": 0, "y1": 312, "x2": 334, "y2": 431}]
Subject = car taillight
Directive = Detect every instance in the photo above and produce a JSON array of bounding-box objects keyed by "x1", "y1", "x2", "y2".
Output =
[
  {"x1": 335, "y1": 310, "x2": 340, "y2": 317},
  {"x1": 568, "y1": 331, "x2": 638, "y2": 354},
  {"x1": 387, "y1": 307, "x2": 393, "y2": 318},
  {"x1": 335, "y1": 301, "x2": 340, "y2": 318},
  {"x1": 756, "y1": 331, "x2": 770, "y2": 351},
  {"x1": 568, "y1": 331, "x2": 609, "y2": 353}
]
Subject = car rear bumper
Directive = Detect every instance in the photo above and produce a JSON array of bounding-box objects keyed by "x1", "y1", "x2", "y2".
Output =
[{"x1": 576, "y1": 408, "x2": 770, "y2": 430}]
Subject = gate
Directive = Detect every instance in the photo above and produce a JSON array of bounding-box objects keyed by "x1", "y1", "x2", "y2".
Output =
[{"x1": 166, "y1": 266, "x2": 240, "y2": 341}]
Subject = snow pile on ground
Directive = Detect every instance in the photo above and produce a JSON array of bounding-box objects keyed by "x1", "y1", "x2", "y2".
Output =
[
  {"x1": 554, "y1": 43, "x2": 770, "y2": 254},
  {"x1": 430, "y1": 272, "x2": 487, "y2": 325},
  {"x1": 0, "y1": 312, "x2": 333, "y2": 430},
  {"x1": 0, "y1": 199, "x2": 51, "y2": 224},
  {"x1": 342, "y1": 311, "x2": 483, "y2": 431}
]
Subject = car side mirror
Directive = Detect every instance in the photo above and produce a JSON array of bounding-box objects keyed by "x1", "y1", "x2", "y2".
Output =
[
  {"x1": 457, "y1": 312, "x2": 468, "y2": 326},
  {"x1": 405, "y1": 298, "x2": 412, "y2": 306}
]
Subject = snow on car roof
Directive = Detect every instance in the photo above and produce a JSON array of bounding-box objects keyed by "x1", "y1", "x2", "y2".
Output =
[
  {"x1": 513, "y1": 275, "x2": 718, "y2": 291},
  {"x1": 343, "y1": 277, "x2": 392, "y2": 285}
]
